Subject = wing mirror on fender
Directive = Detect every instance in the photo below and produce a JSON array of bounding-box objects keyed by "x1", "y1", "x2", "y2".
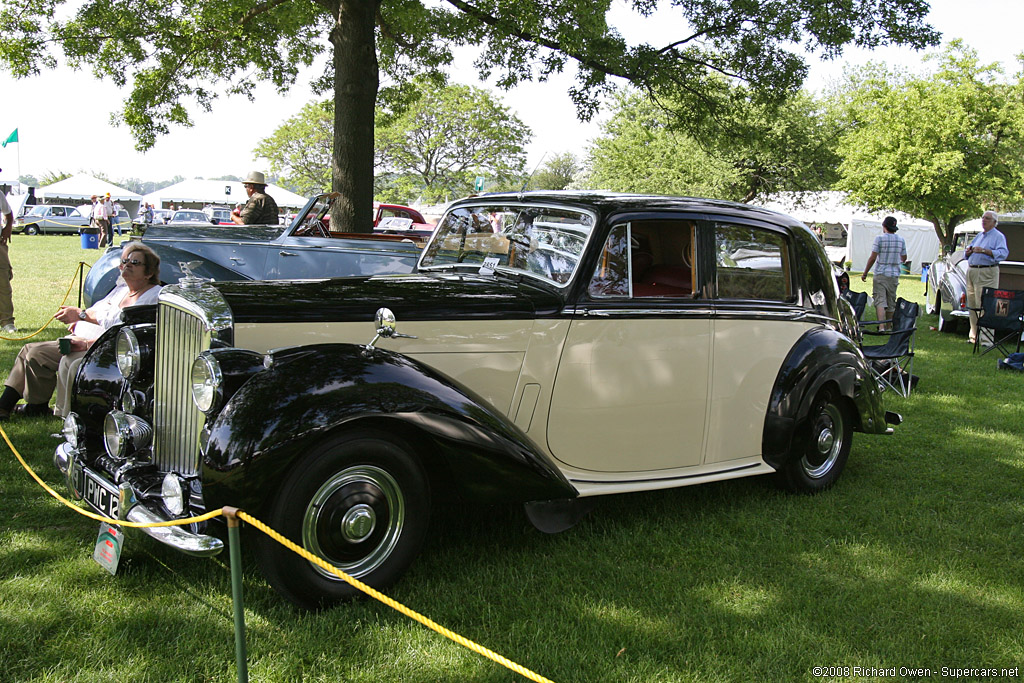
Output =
[{"x1": 364, "y1": 307, "x2": 417, "y2": 355}]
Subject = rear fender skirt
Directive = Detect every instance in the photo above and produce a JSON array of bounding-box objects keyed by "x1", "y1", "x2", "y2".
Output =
[
  {"x1": 762, "y1": 327, "x2": 888, "y2": 470},
  {"x1": 200, "y1": 344, "x2": 577, "y2": 512}
]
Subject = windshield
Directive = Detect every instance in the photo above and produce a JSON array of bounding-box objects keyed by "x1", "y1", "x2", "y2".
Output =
[
  {"x1": 419, "y1": 203, "x2": 595, "y2": 286},
  {"x1": 27, "y1": 205, "x2": 48, "y2": 216}
]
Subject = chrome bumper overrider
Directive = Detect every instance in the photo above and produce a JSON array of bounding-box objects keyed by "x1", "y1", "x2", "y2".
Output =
[{"x1": 54, "y1": 442, "x2": 223, "y2": 557}]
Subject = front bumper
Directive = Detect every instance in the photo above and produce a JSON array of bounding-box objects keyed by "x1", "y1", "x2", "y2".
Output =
[{"x1": 54, "y1": 442, "x2": 223, "y2": 557}]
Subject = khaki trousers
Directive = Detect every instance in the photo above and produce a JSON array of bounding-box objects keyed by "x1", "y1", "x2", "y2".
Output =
[
  {"x1": 54, "y1": 351, "x2": 87, "y2": 418},
  {"x1": 5, "y1": 340, "x2": 62, "y2": 404},
  {"x1": 0, "y1": 242, "x2": 13, "y2": 327},
  {"x1": 967, "y1": 265, "x2": 999, "y2": 344}
]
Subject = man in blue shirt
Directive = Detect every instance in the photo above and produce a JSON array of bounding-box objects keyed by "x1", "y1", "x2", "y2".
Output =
[
  {"x1": 966, "y1": 210, "x2": 1010, "y2": 345},
  {"x1": 861, "y1": 216, "x2": 907, "y2": 328}
]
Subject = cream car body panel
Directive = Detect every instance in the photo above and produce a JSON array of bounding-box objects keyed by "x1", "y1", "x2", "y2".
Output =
[
  {"x1": 547, "y1": 316, "x2": 712, "y2": 472},
  {"x1": 706, "y1": 317, "x2": 815, "y2": 464}
]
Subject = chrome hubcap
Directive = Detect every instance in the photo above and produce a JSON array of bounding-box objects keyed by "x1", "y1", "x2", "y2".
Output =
[{"x1": 341, "y1": 504, "x2": 377, "y2": 542}]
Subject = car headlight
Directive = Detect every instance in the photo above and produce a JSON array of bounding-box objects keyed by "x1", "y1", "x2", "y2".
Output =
[
  {"x1": 62, "y1": 413, "x2": 84, "y2": 449},
  {"x1": 103, "y1": 410, "x2": 153, "y2": 459},
  {"x1": 190, "y1": 352, "x2": 223, "y2": 414},
  {"x1": 161, "y1": 473, "x2": 185, "y2": 516},
  {"x1": 115, "y1": 328, "x2": 142, "y2": 380}
]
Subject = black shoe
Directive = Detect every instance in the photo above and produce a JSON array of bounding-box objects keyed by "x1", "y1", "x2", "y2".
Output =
[{"x1": 13, "y1": 403, "x2": 52, "y2": 417}]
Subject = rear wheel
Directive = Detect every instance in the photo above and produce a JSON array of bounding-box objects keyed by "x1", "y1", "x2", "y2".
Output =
[
  {"x1": 777, "y1": 387, "x2": 851, "y2": 493},
  {"x1": 937, "y1": 298, "x2": 959, "y2": 333},
  {"x1": 254, "y1": 430, "x2": 430, "y2": 610}
]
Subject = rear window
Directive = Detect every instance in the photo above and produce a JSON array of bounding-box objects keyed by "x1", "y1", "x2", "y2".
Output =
[{"x1": 715, "y1": 223, "x2": 793, "y2": 302}]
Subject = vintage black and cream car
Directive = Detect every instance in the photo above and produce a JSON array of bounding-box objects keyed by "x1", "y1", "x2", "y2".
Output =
[{"x1": 54, "y1": 192, "x2": 899, "y2": 608}]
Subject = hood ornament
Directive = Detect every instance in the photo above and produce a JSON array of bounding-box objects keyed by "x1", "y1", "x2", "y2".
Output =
[{"x1": 178, "y1": 260, "x2": 209, "y2": 288}]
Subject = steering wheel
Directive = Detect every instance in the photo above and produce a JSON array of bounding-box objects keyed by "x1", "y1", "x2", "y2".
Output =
[{"x1": 295, "y1": 217, "x2": 330, "y2": 239}]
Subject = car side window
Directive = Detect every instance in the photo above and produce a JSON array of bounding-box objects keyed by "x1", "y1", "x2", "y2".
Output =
[
  {"x1": 588, "y1": 220, "x2": 696, "y2": 298},
  {"x1": 715, "y1": 223, "x2": 793, "y2": 302}
]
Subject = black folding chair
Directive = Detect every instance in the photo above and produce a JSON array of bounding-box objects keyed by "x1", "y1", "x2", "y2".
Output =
[
  {"x1": 974, "y1": 287, "x2": 1024, "y2": 358},
  {"x1": 861, "y1": 297, "x2": 919, "y2": 397},
  {"x1": 842, "y1": 289, "x2": 869, "y2": 321}
]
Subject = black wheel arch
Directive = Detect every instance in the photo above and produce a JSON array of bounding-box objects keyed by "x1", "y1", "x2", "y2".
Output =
[
  {"x1": 201, "y1": 344, "x2": 578, "y2": 514},
  {"x1": 762, "y1": 327, "x2": 887, "y2": 470}
]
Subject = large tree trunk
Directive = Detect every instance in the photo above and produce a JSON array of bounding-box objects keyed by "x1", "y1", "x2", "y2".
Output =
[{"x1": 329, "y1": 0, "x2": 381, "y2": 233}]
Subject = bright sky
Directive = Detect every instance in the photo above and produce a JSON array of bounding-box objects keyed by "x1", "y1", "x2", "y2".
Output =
[{"x1": 0, "y1": 0, "x2": 1021, "y2": 187}]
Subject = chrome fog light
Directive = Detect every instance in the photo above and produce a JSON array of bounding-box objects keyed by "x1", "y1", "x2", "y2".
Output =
[
  {"x1": 161, "y1": 473, "x2": 185, "y2": 516},
  {"x1": 62, "y1": 412, "x2": 84, "y2": 449},
  {"x1": 115, "y1": 328, "x2": 142, "y2": 379},
  {"x1": 103, "y1": 410, "x2": 153, "y2": 459},
  {"x1": 121, "y1": 389, "x2": 138, "y2": 414},
  {"x1": 190, "y1": 352, "x2": 223, "y2": 414}
]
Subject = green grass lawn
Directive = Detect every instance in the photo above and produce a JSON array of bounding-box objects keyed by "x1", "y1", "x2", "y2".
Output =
[{"x1": 1, "y1": 240, "x2": 1022, "y2": 682}]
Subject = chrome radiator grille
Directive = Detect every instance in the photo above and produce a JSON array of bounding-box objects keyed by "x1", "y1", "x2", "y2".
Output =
[{"x1": 153, "y1": 302, "x2": 212, "y2": 475}]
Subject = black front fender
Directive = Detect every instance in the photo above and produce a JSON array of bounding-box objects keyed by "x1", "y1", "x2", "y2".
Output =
[
  {"x1": 201, "y1": 344, "x2": 577, "y2": 512},
  {"x1": 762, "y1": 327, "x2": 889, "y2": 470}
]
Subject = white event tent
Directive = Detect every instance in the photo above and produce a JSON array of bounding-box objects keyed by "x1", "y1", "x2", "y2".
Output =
[
  {"x1": 760, "y1": 192, "x2": 941, "y2": 275},
  {"x1": 36, "y1": 173, "x2": 143, "y2": 216},
  {"x1": 143, "y1": 179, "x2": 309, "y2": 212}
]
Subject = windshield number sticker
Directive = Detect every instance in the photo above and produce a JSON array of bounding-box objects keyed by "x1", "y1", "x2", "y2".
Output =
[{"x1": 479, "y1": 256, "x2": 500, "y2": 275}]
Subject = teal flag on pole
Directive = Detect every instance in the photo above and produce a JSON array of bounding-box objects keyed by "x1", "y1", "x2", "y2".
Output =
[{"x1": 1, "y1": 129, "x2": 18, "y2": 148}]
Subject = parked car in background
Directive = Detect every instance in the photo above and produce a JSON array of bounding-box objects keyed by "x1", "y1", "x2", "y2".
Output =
[
  {"x1": 928, "y1": 219, "x2": 1024, "y2": 332},
  {"x1": 56, "y1": 191, "x2": 898, "y2": 608},
  {"x1": 169, "y1": 210, "x2": 216, "y2": 225},
  {"x1": 83, "y1": 192, "x2": 425, "y2": 305},
  {"x1": 204, "y1": 206, "x2": 234, "y2": 225},
  {"x1": 14, "y1": 204, "x2": 90, "y2": 234}
]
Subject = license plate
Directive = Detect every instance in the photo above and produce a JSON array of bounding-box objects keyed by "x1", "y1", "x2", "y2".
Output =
[{"x1": 75, "y1": 466, "x2": 121, "y2": 520}]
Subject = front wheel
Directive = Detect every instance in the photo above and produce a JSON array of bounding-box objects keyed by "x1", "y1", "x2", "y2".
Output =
[
  {"x1": 777, "y1": 387, "x2": 851, "y2": 493},
  {"x1": 255, "y1": 431, "x2": 431, "y2": 610},
  {"x1": 23, "y1": 224, "x2": 39, "y2": 235}
]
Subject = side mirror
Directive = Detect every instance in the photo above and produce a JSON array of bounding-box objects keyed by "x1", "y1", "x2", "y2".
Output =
[{"x1": 211, "y1": 217, "x2": 218, "y2": 224}]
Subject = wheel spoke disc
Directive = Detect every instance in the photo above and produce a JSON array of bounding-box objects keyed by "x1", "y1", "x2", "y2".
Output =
[
  {"x1": 302, "y1": 465, "x2": 405, "y2": 580},
  {"x1": 803, "y1": 402, "x2": 843, "y2": 478}
]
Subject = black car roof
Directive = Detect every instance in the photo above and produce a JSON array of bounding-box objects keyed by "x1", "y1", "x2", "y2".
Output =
[{"x1": 449, "y1": 191, "x2": 807, "y2": 231}]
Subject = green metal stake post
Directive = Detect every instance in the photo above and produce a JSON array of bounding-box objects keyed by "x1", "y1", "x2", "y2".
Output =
[{"x1": 223, "y1": 507, "x2": 249, "y2": 683}]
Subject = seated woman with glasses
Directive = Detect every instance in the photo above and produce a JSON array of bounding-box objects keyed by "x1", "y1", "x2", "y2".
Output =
[{"x1": 0, "y1": 243, "x2": 162, "y2": 420}]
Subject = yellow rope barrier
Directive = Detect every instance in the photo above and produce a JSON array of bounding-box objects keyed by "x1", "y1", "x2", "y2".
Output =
[
  {"x1": 6, "y1": 424, "x2": 559, "y2": 683},
  {"x1": 239, "y1": 511, "x2": 558, "y2": 683},
  {"x1": 0, "y1": 424, "x2": 222, "y2": 527},
  {"x1": 0, "y1": 262, "x2": 91, "y2": 342}
]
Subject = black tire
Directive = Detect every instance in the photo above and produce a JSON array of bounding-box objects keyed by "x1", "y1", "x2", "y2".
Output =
[
  {"x1": 254, "y1": 430, "x2": 430, "y2": 610},
  {"x1": 23, "y1": 224, "x2": 39, "y2": 235},
  {"x1": 777, "y1": 387, "x2": 851, "y2": 493},
  {"x1": 937, "y1": 298, "x2": 958, "y2": 333}
]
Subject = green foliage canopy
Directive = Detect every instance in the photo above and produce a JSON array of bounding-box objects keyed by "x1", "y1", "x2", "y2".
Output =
[
  {"x1": 374, "y1": 83, "x2": 530, "y2": 204},
  {"x1": 254, "y1": 101, "x2": 333, "y2": 197},
  {"x1": 1, "y1": 0, "x2": 940, "y2": 231},
  {"x1": 832, "y1": 42, "x2": 1024, "y2": 247},
  {"x1": 587, "y1": 88, "x2": 840, "y2": 202}
]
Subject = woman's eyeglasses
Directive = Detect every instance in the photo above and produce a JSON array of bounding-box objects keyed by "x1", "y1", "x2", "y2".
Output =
[{"x1": 120, "y1": 257, "x2": 144, "y2": 267}]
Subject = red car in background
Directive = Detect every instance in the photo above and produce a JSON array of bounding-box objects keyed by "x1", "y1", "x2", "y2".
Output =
[{"x1": 373, "y1": 202, "x2": 436, "y2": 241}]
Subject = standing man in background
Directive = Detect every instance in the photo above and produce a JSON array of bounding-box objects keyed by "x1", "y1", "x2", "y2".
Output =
[
  {"x1": 0, "y1": 174, "x2": 16, "y2": 334},
  {"x1": 861, "y1": 216, "x2": 907, "y2": 329},
  {"x1": 966, "y1": 210, "x2": 1009, "y2": 346}
]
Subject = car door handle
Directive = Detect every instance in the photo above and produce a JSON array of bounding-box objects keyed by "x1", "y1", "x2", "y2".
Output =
[
  {"x1": 229, "y1": 256, "x2": 245, "y2": 263},
  {"x1": 279, "y1": 251, "x2": 299, "y2": 257}
]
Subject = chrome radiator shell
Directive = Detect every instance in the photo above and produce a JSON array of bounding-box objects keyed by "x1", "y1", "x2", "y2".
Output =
[{"x1": 152, "y1": 282, "x2": 232, "y2": 475}]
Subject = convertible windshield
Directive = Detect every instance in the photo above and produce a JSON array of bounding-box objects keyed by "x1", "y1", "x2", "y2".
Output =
[{"x1": 419, "y1": 204, "x2": 595, "y2": 285}]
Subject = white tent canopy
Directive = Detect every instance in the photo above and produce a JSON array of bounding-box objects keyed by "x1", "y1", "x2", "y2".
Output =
[
  {"x1": 143, "y1": 179, "x2": 309, "y2": 211},
  {"x1": 37, "y1": 173, "x2": 142, "y2": 204},
  {"x1": 760, "y1": 191, "x2": 941, "y2": 274}
]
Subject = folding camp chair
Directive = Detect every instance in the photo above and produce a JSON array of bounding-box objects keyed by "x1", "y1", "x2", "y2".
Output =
[
  {"x1": 842, "y1": 289, "x2": 869, "y2": 322},
  {"x1": 973, "y1": 287, "x2": 1024, "y2": 358},
  {"x1": 860, "y1": 297, "x2": 919, "y2": 397}
]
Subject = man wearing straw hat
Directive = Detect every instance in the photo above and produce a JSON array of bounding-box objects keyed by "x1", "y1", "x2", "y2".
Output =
[{"x1": 231, "y1": 171, "x2": 279, "y2": 225}]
